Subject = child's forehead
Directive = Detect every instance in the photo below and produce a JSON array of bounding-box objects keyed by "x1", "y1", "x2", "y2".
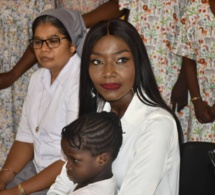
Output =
[{"x1": 64, "y1": 144, "x2": 94, "y2": 158}]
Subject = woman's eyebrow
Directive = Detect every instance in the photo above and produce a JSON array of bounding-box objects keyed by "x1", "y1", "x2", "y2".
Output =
[
  {"x1": 91, "y1": 49, "x2": 130, "y2": 55},
  {"x1": 33, "y1": 34, "x2": 61, "y2": 39}
]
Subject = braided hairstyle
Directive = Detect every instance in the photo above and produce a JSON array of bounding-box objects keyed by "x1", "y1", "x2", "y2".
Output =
[{"x1": 62, "y1": 111, "x2": 123, "y2": 161}]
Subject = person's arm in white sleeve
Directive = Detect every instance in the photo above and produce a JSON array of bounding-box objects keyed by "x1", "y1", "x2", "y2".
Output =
[
  {"x1": 118, "y1": 116, "x2": 179, "y2": 195},
  {"x1": 47, "y1": 163, "x2": 75, "y2": 195}
]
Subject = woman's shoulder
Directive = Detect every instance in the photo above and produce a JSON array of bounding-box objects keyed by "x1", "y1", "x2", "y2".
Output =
[
  {"x1": 147, "y1": 105, "x2": 172, "y2": 118},
  {"x1": 124, "y1": 95, "x2": 175, "y2": 128},
  {"x1": 144, "y1": 104, "x2": 176, "y2": 131},
  {"x1": 135, "y1": 102, "x2": 178, "y2": 139},
  {"x1": 130, "y1": 94, "x2": 173, "y2": 118}
]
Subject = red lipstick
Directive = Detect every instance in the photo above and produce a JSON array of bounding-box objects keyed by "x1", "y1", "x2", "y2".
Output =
[{"x1": 101, "y1": 83, "x2": 121, "y2": 90}]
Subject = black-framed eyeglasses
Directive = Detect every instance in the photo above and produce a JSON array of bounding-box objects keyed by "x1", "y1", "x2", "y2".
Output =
[{"x1": 29, "y1": 37, "x2": 68, "y2": 49}]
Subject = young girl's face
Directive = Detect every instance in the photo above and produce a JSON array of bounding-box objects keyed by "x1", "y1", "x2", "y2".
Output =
[
  {"x1": 33, "y1": 22, "x2": 75, "y2": 75},
  {"x1": 61, "y1": 138, "x2": 102, "y2": 185},
  {"x1": 89, "y1": 35, "x2": 135, "y2": 104}
]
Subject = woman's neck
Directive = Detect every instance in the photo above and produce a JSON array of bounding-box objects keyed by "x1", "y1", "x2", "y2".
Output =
[
  {"x1": 50, "y1": 74, "x2": 57, "y2": 84},
  {"x1": 110, "y1": 90, "x2": 134, "y2": 119},
  {"x1": 50, "y1": 69, "x2": 61, "y2": 84}
]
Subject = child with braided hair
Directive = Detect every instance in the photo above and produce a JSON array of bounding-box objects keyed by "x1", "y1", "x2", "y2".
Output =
[{"x1": 57, "y1": 111, "x2": 123, "y2": 195}]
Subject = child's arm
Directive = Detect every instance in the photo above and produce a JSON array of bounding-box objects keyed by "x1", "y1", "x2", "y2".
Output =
[{"x1": 47, "y1": 163, "x2": 74, "y2": 195}]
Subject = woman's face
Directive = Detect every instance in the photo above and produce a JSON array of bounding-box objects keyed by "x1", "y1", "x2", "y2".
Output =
[
  {"x1": 33, "y1": 22, "x2": 75, "y2": 75},
  {"x1": 89, "y1": 35, "x2": 135, "y2": 103}
]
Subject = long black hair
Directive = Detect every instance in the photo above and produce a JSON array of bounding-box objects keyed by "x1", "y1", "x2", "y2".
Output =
[{"x1": 79, "y1": 19, "x2": 183, "y2": 145}]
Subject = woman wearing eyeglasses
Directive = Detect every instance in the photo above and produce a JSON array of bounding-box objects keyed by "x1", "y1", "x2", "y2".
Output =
[{"x1": 0, "y1": 8, "x2": 86, "y2": 195}]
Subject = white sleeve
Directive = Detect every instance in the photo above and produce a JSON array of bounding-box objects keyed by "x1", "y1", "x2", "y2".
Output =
[
  {"x1": 15, "y1": 96, "x2": 33, "y2": 142},
  {"x1": 118, "y1": 116, "x2": 179, "y2": 195},
  {"x1": 15, "y1": 75, "x2": 36, "y2": 143},
  {"x1": 47, "y1": 163, "x2": 75, "y2": 195}
]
